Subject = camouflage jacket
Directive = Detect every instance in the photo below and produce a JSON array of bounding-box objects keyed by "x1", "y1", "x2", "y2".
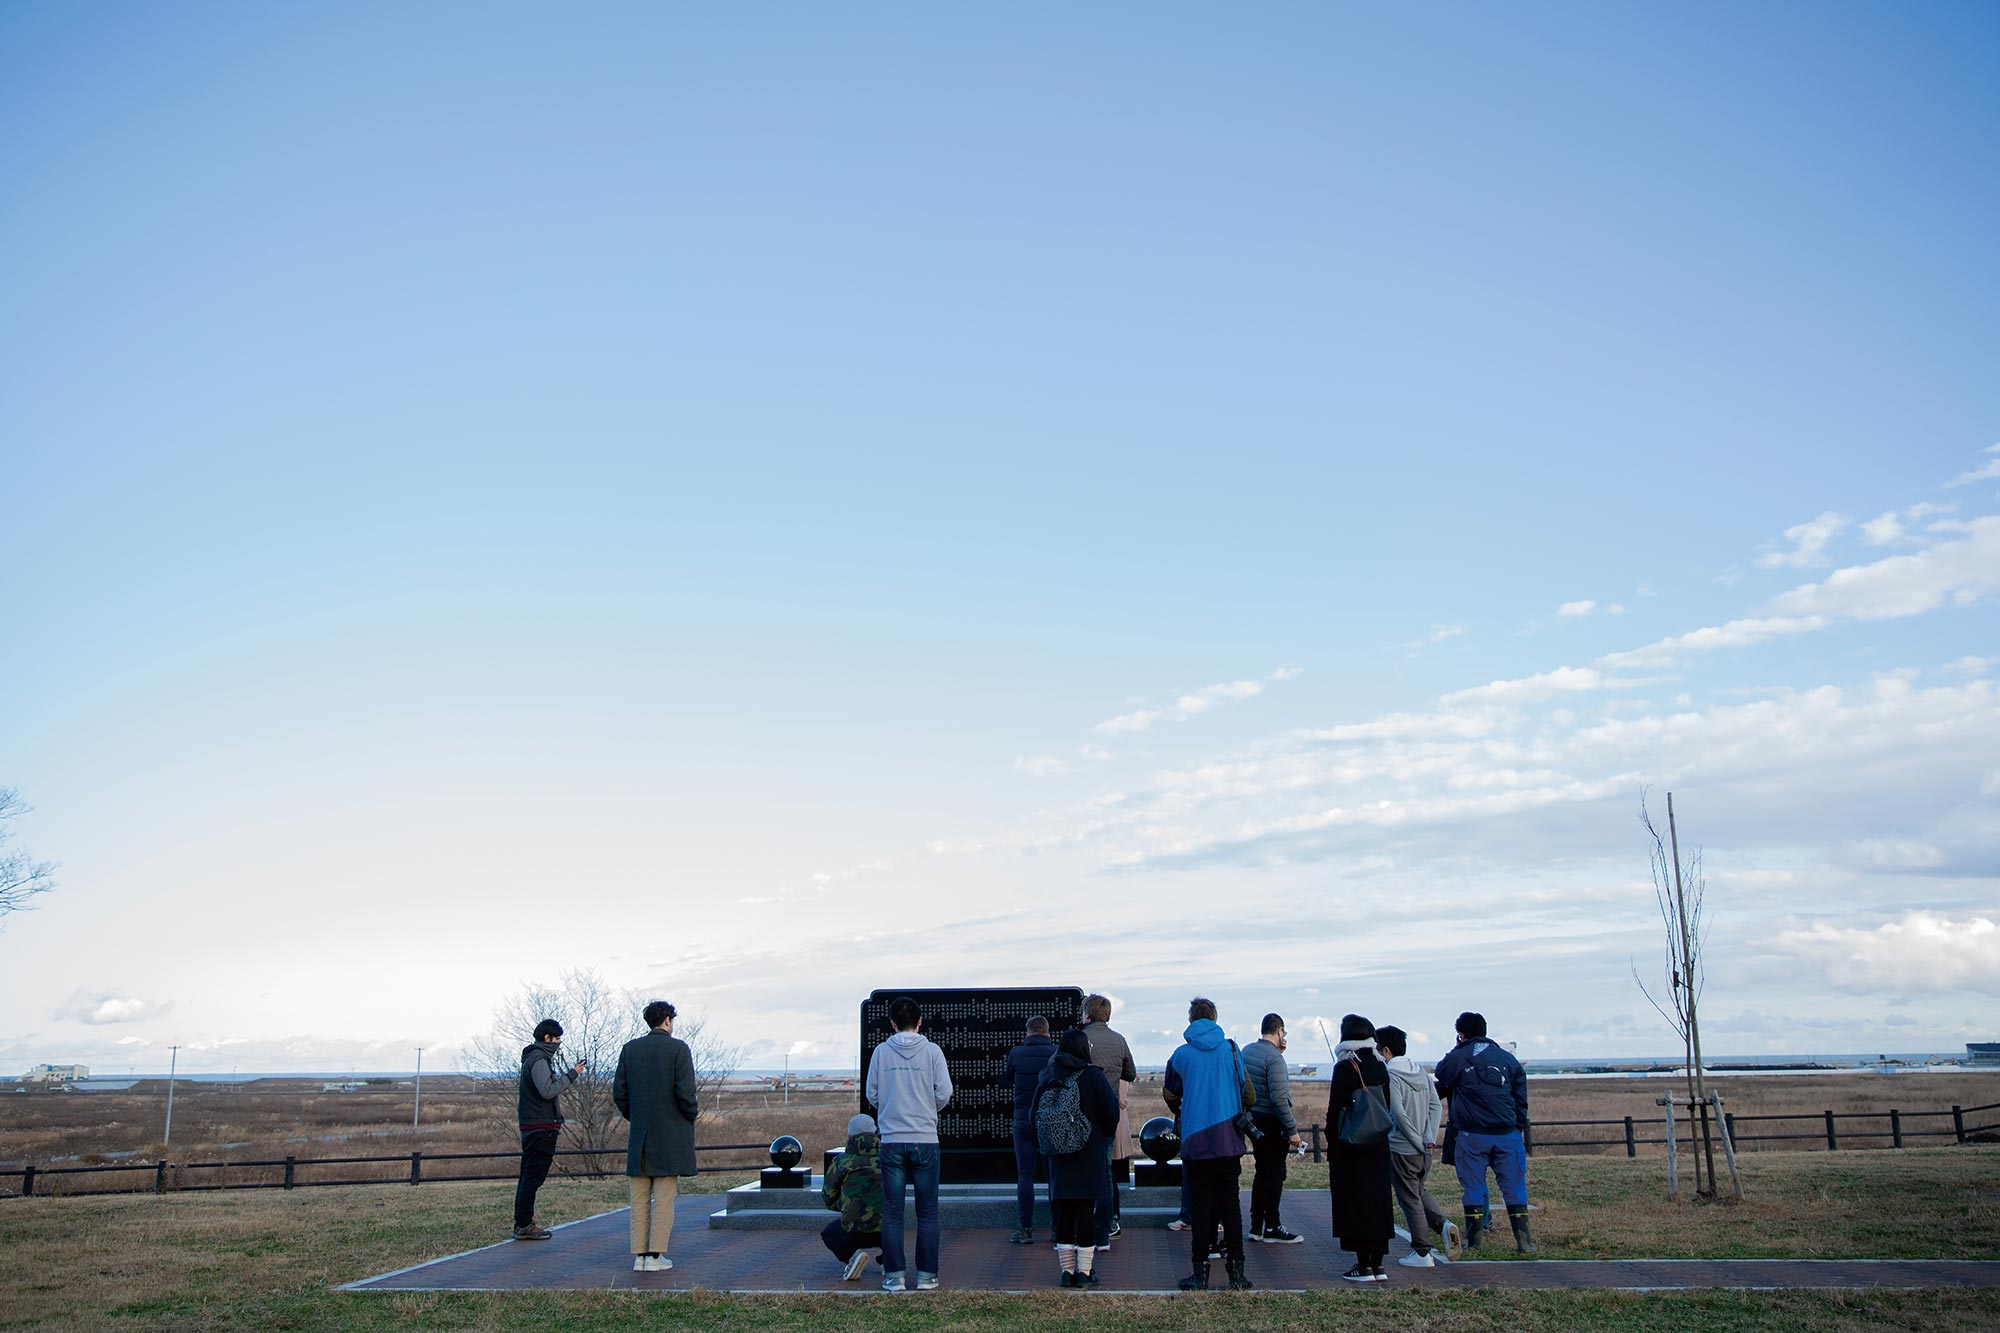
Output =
[{"x1": 821, "y1": 1132, "x2": 883, "y2": 1234}]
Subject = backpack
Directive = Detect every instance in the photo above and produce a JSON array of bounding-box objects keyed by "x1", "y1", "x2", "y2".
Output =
[{"x1": 1035, "y1": 1070, "x2": 1091, "y2": 1156}]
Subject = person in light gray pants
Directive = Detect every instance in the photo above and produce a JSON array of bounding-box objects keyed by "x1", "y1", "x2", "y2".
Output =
[{"x1": 1375, "y1": 1025, "x2": 1456, "y2": 1266}]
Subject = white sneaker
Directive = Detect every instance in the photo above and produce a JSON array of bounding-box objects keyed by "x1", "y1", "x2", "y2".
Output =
[
  {"x1": 915, "y1": 1273, "x2": 939, "y2": 1290},
  {"x1": 842, "y1": 1251, "x2": 870, "y2": 1281},
  {"x1": 1398, "y1": 1251, "x2": 1435, "y2": 1268},
  {"x1": 881, "y1": 1273, "x2": 906, "y2": 1292},
  {"x1": 634, "y1": 1255, "x2": 670, "y2": 1272},
  {"x1": 1166, "y1": 1218, "x2": 1190, "y2": 1231}
]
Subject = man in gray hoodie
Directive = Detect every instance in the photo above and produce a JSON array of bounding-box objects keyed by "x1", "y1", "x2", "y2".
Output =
[
  {"x1": 1375, "y1": 1025, "x2": 1458, "y2": 1267},
  {"x1": 863, "y1": 996, "x2": 953, "y2": 1292}
]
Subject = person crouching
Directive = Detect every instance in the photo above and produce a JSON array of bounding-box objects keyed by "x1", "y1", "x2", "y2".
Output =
[{"x1": 821, "y1": 1114, "x2": 886, "y2": 1281}]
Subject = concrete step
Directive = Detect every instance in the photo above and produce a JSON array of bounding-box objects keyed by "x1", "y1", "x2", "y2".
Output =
[{"x1": 708, "y1": 1177, "x2": 1190, "y2": 1231}]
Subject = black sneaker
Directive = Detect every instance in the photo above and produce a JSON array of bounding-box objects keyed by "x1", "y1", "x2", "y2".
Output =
[
  {"x1": 1245, "y1": 1228, "x2": 1265, "y2": 1243},
  {"x1": 1340, "y1": 1264, "x2": 1373, "y2": 1283},
  {"x1": 1370, "y1": 1266, "x2": 1389, "y2": 1282},
  {"x1": 1108, "y1": 1220, "x2": 1122, "y2": 1239},
  {"x1": 1262, "y1": 1227, "x2": 1303, "y2": 1245}
]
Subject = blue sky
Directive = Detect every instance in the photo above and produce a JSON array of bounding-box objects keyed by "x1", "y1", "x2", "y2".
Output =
[{"x1": 2, "y1": 2, "x2": 1996, "y2": 1074}]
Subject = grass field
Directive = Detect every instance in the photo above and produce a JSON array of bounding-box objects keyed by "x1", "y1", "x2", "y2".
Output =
[{"x1": 2, "y1": 1147, "x2": 1996, "y2": 1332}]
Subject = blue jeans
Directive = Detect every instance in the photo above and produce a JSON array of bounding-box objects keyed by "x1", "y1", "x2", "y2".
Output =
[
  {"x1": 879, "y1": 1141, "x2": 941, "y2": 1278},
  {"x1": 1453, "y1": 1129, "x2": 1528, "y2": 1209},
  {"x1": 1011, "y1": 1116, "x2": 1044, "y2": 1230}
]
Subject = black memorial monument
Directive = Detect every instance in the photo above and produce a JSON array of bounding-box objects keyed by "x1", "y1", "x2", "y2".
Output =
[{"x1": 859, "y1": 986, "x2": 1085, "y2": 1184}]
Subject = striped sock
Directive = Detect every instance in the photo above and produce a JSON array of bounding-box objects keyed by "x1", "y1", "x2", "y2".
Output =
[{"x1": 1057, "y1": 1244, "x2": 1077, "y2": 1274}]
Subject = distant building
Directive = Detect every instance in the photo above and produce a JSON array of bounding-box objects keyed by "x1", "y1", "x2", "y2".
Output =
[
  {"x1": 321, "y1": 1081, "x2": 366, "y2": 1092},
  {"x1": 25, "y1": 1064, "x2": 88, "y2": 1083},
  {"x1": 1969, "y1": 1043, "x2": 2000, "y2": 1066}
]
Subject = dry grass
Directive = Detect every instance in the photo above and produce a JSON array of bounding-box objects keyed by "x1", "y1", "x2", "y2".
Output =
[
  {"x1": 2, "y1": 1153, "x2": 1998, "y2": 1332},
  {"x1": 6, "y1": 1071, "x2": 1997, "y2": 1198}
]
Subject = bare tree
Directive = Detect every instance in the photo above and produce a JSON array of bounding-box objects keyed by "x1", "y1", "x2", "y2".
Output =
[
  {"x1": 1632, "y1": 789, "x2": 1729, "y2": 1197},
  {"x1": 0, "y1": 788, "x2": 58, "y2": 924},
  {"x1": 463, "y1": 967, "x2": 744, "y2": 1176}
]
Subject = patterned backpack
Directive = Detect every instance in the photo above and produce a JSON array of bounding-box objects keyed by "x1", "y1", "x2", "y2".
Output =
[{"x1": 1035, "y1": 1071, "x2": 1091, "y2": 1156}]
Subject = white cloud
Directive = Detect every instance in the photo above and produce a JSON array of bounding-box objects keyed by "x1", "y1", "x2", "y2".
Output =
[
  {"x1": 1606, "y1": 603, "x2": 1627, "y2": 615},
  {"x1": 1982, "y1": 771, "x2": 2000, "y2": 798},
  {"x1": 1756, "y1": 511, "x2": 1850, "y2": 570},
  {"x1": 1768, "y1": 515, "x2": 2000, "y2": 621},
  {"x1": 1862, "y1": 502, "x2": 1958, "y2": 548},
  {"x1": 1843, "y1": 839, "x2": 1946, "y2": 871},
  {"x1": 1311, "y1": 711, "x2": 1496, "y2": 743},
  {"x1": 1094, "y1": 667, "x2": 1299, "y2": 734},
  {"x1": 1014, "y1": 755, "x2": 1072, "y2": 778},
  {"x1": 1558, "y1": 600, "x2": 1596, "y2": 618},
  {"x1": 1945, "y1": 443, "x2": 2000, "y2": 488},
  {"x1": 1440, "y1": 666, "x2": 1613, "y2": 706},
  {"x1": 1775, "y1": 912, "x2": 2000, "y2": 995},
  {"x1": 1596, "y1": 616, "x2": 1830, "y2": 669},
  {"x1": 54, "y1": 990, "x2": 175, "y2": 1026}
]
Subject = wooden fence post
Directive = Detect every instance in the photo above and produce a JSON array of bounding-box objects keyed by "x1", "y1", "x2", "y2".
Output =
[
  {"x1": 1709, "y1": 1092, "x2": 1743, "y2": 1199},
  {"x1": 283, "y1": 1156, "x2": 296, "y2": 1189},
  {"x1": 1953, "y1": 1106, "x2": 1965, "y2": 1144},
  {"x1": 1890, "y1": 1110, "x2": 1903, "y2": 1149},
  {"x1": 155, "y1": 1161, "x2": 168, "y2": 1194},
  {"x1": 21, "y1": 1165, "x2": 35, "y2": 1197},
  {"x1": 1524, "y1": 1119, "x2": 1534, "y2": 1157},
  {"x1": 1825, "y1": 1111, "x2": 1838, "y2": 1152},
  {"x1": 1661, "y1": 1097, "x2": 1678, "y2": 1200},
  {"x1": 1623, "y1": 1116, "x2": 1636, "y2": 1158},
  {"x1": 1308, "y1": 1125, "x2": 1322, "y2": 1164},
  {"x1": 409, "y1": 1152, "x2": 423, "y2": 1186}
]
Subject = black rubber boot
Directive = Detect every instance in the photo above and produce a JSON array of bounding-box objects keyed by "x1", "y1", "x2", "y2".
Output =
[
  {"x1": 1508, "y1": 1206, "x2": 1536, "y2": 1254},
  {"x1": 1177, "y1": 1260, "x2": 1210, "y2": 1291},
  {"x1": 1226, "y1": 1259, "x2": 1254, "y2": 1290},
  {"x1": 1462, "y1": 1207, "x2": 1485, "y2": 1250}
]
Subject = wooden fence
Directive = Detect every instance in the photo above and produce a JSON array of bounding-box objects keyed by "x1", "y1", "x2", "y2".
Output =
[{"x1": 6, "y1": 1099, "x2": 1997, "y2": 1197}]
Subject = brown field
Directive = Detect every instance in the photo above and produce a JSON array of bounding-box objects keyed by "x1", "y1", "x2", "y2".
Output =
[{"x1": 5, "y1": 1069, "x2": 1997, "y2": 1197}]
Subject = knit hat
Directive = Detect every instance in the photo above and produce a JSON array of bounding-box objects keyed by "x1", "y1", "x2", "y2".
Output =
[
  {"x1": 847, "y1": 1113, "x2": 878, "y2": 1137},
  {"x1": 1339, "y1": 1013, "x2": 1375, "y2": 1042}
]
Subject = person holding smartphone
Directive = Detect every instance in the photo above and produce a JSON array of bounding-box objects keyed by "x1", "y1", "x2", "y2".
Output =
[{"x1": 513, "y1": 1018, "x2": 585, "y2": 1240}]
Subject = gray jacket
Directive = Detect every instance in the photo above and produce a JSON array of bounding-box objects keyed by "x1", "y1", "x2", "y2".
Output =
[
  {"x1": 612, "y1": 1028, "x2": 700, "y2": 1177},
  {"x1": 864, "y1": 1030, "x2": 953, "y2": 1143},
  {"x1": 1241, "y1": 1036, "x2": 1296, "y2": 1134},
  {"x1": 1384, "y1": 1054, "x2": 1443, "y2": 1157}
]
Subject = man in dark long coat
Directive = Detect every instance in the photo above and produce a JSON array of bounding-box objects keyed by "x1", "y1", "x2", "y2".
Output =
[{"x1": 613, "y1": 998, "x2": 700, "y2": 1271}]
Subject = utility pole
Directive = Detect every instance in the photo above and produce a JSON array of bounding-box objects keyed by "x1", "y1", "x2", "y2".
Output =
[
  {"x1": 413, "y1": 1048, "x2": 423, "y2": 1130},
  {"x1": 163, "y1": 1045, "x2": 180, "y2": 1152},
  {"x1": 784, "y1": 1052, "x2": 790, "y2": 1107}
]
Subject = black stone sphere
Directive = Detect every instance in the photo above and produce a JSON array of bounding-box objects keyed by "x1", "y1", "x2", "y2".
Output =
[
  {"x1": 1139, "y1": 1116, "x2": 1180, "y2": 1164},
  {"x1": 769, "y1": 1135, "x2": 803, "y2": 1170}
]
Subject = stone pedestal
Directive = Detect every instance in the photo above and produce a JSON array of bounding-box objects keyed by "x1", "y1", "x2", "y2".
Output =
[
  {"x1": 1132, "y1": 1159, "x2": 1183, "y2": 1187},
  {"x1": 759, "y1": 1167, "x2": 811, "y2": 1189}
]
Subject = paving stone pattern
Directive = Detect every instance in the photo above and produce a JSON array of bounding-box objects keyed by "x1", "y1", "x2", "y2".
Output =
[{"x1": 342, "y1": 1190, "x2": 2000, "y2": 1294}]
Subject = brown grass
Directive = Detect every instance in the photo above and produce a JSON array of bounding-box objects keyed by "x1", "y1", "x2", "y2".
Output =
[{"x1": 6, "y1": 1070, "x2": 1997, "y2": 1197}]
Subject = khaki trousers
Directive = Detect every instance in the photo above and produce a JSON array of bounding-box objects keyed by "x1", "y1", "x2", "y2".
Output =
[{"x1": 629, "y1": 1175, "x2": 678, "y2": 1254}]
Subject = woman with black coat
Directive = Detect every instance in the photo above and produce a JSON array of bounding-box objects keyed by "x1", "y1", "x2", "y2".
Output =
[
  {"x1": 1326, "y1": 1013, "x2": 1397, "y2": 1282},
  {"x1": 1034, "y1": 1027, "x2": 1122, "y2": 1287}
]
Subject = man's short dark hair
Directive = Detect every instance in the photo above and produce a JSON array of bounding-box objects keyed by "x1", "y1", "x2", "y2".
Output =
[
  {"x1": 1456, "y1": 1011, "x2": 1487, "y2": 1040},
  {"x1": 643, "y1": 999, "x2": 677, "y2": 1029},
  {"x1": 1189, "y1": 996, "x2": 1217, "y2": 1022},
  {"x1": 533, "y1": 1019, "x2": 563, "y2": 1043},
  {"x1": 1027, "y1": 1015, "x2": 1050, "y2": 1035},
  {"x1": 1375, "y1": 1025, "x2": 1408, "y2": 1057},
  {"x1": 1261, "y1": 1012, "x2": 1284, "y2": 1035},
  {"x1": 1083, "y1": 994, "x2": 1112, "y2": 1023},
  {"x1": 889, "y1": 996, "x2": 922, "y2": 1031}
]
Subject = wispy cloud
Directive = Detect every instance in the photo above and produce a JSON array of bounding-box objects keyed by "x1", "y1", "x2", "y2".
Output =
[
  {"x1": 1441, "y1": 666, "x2": 1617, "y2": 706},
  {"x1": 1769, "y1": 515, "x2": 2000, "y2": 621},
  {"x1": 1095, "y1": 666, "x2": 1301, "y2": 734},
  {"x1": 1861, "y1": 501, "x2": 1956, "y2": 547},
  {"x1": 1558, "y1": 600, "x2": 1596, "y2": 618},
  {"x1": 1596, "y1": 616, "x2": 1829, "y2": 670},
  {"x1": 55, "y1": 990, "x2": 174, "y2": 1026},
  {"x1": 1945, "y1": 443, "x2": 2000, "y2": 489},
  {"x1": 1756, "y1": 511, "x2": 1851, "y2": 570},
  {"x1": 1014, "y1": 755, "x2": 1072, "y2": 778}
]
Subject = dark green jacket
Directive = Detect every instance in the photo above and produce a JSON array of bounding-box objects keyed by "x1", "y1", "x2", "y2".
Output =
[
  {"x1": 820, "y1": 1132, "x2": 883, "y2": 1234},
  {"x1": 611, "y1": 1029, "x2": 699, "y2": 1177}
]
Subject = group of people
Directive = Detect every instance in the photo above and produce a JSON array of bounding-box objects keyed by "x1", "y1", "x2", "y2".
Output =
[{"x1": 508, "y1": 993, "x2": 1533, "y2": 1290}]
